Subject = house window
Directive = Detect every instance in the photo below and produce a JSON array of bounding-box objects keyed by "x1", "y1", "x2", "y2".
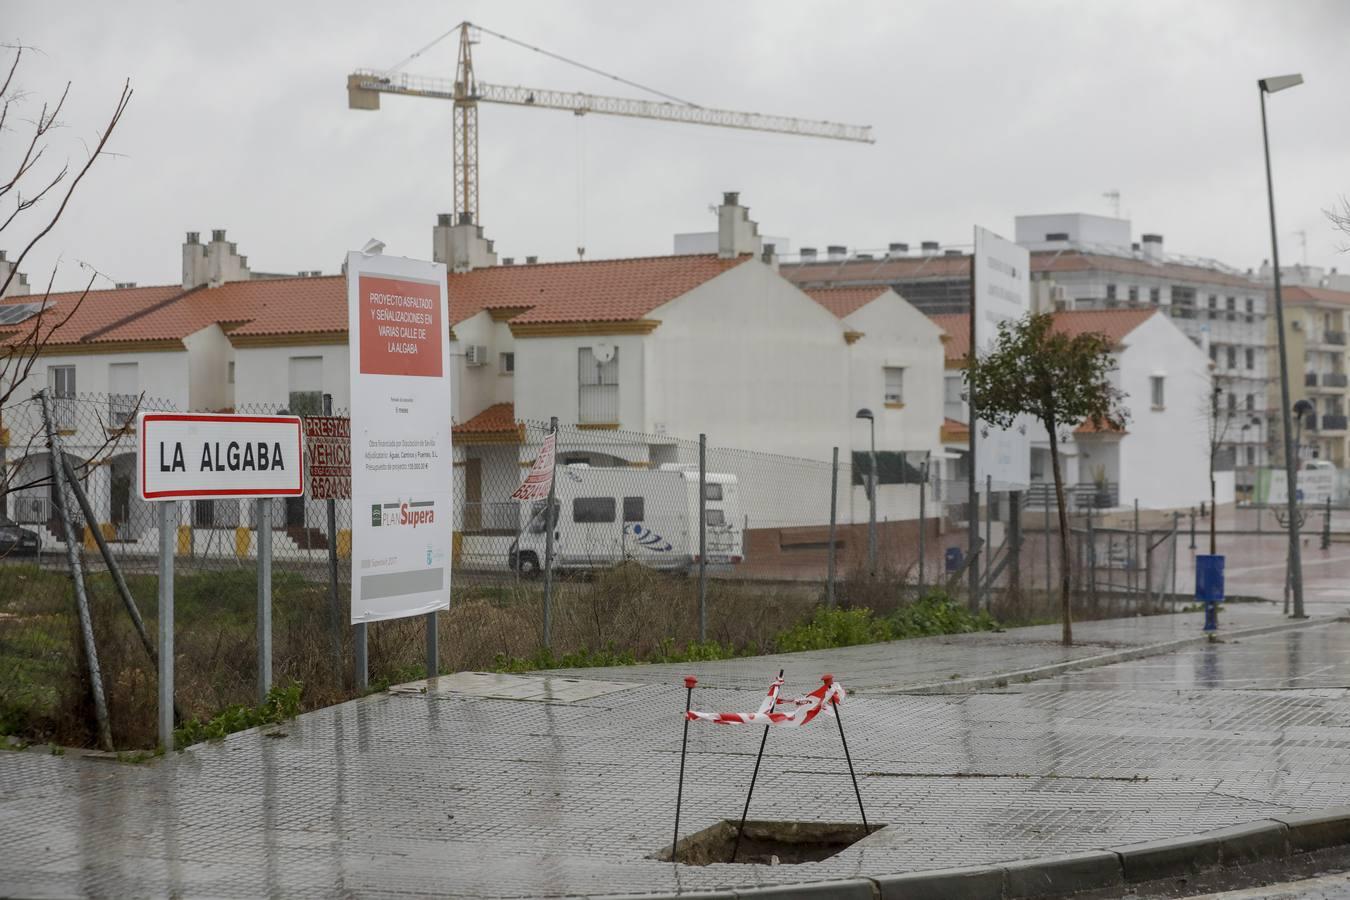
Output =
[
  {"x1": 49, "y1": 365, "x2": 76, "y2": 398},
  {"x1": 227, "y1": 360, "x2": 235, "y2": 384},
  {"x1": 1149, "y1": 287, "x2": 1160, "y2": 305},
  {"x1": 704, "y1": 483, "x2": 723, "y2": 501},
  {"x1": 1227, "y1": 392, "x2": 1237, "y2": 413},
  {"x1": 1246, "y1": 393, "x2": 1255, "y2": 412},
  {"x1": 1208, "y1": 295, "x2": 1217, "y2": 309},
  {"x1": 1209, "y1": 344, "x2": 1218, "y2": 363},
  {"x1": 108, "y1": 362, "x2": 138, "y2": 427},
  {"x1": 287, "y1": 356, "x2": 323, "y2": 415},
  {"x1": 1150, "y1": 375, "x2": 1165, "y2": 409},
  {"x1": 1245, "y1": 348, "x2": 1254, "y2": 369},
  {"x1": 1226, "y1": 297, "x2": 1236, "y2": 311},
  {"x1": 706, "y1": 508, "x2": 727, "y2": 527},
  {"x1": 578, "y1": 346, "x2": 619, "y2": 424},
  {"x1": 623, "y1": 496, "x2": 644, "y2": 522},
  {"x1": 1127, "y1": 285, "x2": 1138, "y2": 303},
  {"x1": 883, "y1": 367, "x2": 904, "y2": 406},
  {"x1": 1247, "y1": 446, "x2": 1256, "y2": 466},
  {"x1": 499, "y1": 352, "x2": 515, "y2": 375},
  {"x1": 572, "y1": 497, "x2": 615, "y2": 523},
  {"x1": 944, "y1": 374, "x2": 962, "y2": 404},
  {"x1": 1105, "y1": 284, "x2": 1117, "y2": 300},
  {"x1": 1226, "y1": 346, "x2": 1237, "y2": 369}
]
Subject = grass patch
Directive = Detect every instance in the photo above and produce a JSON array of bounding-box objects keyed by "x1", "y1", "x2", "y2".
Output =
[{"x1": 173, "y1": 682, "x2": 302, "y2": 748}]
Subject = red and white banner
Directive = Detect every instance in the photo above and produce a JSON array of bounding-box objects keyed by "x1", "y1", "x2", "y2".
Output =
[
  {"x1": 687, "y1": 676, "x2": 845, "y2": 727},
  {"x1": 511, "y1": 432, "x2": 557, "y2": 501}
]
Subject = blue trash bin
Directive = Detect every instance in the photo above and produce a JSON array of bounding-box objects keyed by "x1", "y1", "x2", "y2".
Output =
[
  {"x1": 1196, "y1": 554, "x2": 1225, "y2": 632},
  {"x1": 945, "y1": 547, "x2": 963, "y2": 573}
]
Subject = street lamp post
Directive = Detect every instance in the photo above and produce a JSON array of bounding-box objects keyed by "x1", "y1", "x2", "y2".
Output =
[
  {"x1": 856, "y1": 408, "x2": 877, "y2": 575},
  {"x1": 1259, "y1": 72, "x2": 1306, "y2": 618}
]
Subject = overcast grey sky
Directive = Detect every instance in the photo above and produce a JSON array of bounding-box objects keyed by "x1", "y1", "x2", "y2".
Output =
[{"x1": 6, "y1": 0, "x2": 1350, "y2": 291}]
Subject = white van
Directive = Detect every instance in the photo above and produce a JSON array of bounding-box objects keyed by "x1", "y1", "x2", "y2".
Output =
[{"x1": 508, "y1": 464, "x2": 744, "y2": 575}]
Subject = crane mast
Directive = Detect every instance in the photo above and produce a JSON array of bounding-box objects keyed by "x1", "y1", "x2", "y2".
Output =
[{"x1": 348, "y1": 22, "x2": 874, "y2": 226}]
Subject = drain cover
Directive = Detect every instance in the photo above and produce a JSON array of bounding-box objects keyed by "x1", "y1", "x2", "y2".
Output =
[
  {"x1": 389, "y1": 671, "x2": 636, "y2": 703},
  {"x1": 659, "y1": 820, "x2": 880, "y2": 866}
]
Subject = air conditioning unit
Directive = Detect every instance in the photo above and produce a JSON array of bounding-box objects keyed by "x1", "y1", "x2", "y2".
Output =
[{"x1": 465, "y1": 345, "x2": 488, "y2": 366}]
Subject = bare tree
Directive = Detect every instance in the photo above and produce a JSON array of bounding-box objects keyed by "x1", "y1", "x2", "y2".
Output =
[
  {"x1": 1328, "y1": 196, "x2": 1350, "y2": 251},
  {"x1": 0, "y1": 45, "x2": 133, "y2": 512}
]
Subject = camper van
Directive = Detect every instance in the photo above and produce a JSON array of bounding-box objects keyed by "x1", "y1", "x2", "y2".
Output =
[{"x1": 508, "y1": 464, "x2": 744, "y2": 575}]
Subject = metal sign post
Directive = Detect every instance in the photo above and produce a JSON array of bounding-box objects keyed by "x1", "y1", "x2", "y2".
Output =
[
  {"x1": 158, "y1": 501, "x2": 176, "y2": 750},
  {"x1": 139, "y1": 411, "x2": 303, "y2": 720}
]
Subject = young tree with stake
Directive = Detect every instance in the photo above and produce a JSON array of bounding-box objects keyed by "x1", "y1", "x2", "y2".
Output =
[{"x1": 966, "y1": 312, "x2": 1126, "y2": 646}]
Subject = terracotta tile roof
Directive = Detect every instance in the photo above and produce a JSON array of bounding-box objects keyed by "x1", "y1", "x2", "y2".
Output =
[
  {"x1": 928, "y1": 309, "x2": 1157, "y2": 363},
  {"x1": 802, "y1": 286, "x2": 889, "y2": 319},
  {"x1": 1283, "y1": 285, "x2": 1350, "y2": 307},
  {"x1": 1075, "y1": 419, "x2": 1127, "y2": 435},
  {"x1": 456, "y1": 253, "x2": 750, "y2": 325},
  {"x1": 941, "y1": 417, "x2": 970, "y2": 440},
  {"x1": 929, "y1": 313, "x2": 970, "y2": 361},
  {"x1": 209, "y1": 276, "x2": 347, "y2": 338},
  {"x1": 0, "y1": 284, "x2": 190, "y2": 348},
  {"x1": 1030, "y1": 249, "x2": 1259, "y2": 290},
  {"x1": 781, "y1": 255, "x2": 971, "y2": 286},
  {"x1": 453, "y1": 402, "x2": 519, "y2": 435},
  {"x1": 784, "y1": 250, "x2": 1261, "y2": 291}
]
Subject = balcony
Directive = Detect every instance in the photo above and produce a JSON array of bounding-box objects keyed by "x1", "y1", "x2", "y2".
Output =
[
  {"x1": 1329, "y1": 331, "x2": 1347, "y2": 346},
  {"x1": 1315, "y1": 414, "x2": 1348, "y2": 432},
  {"x1": 1306, "y1": 373, "x2": 1318, "y2": 387},
  {"x1": 1323, "y1": 373, "x2": 1349, "y2": 388}
]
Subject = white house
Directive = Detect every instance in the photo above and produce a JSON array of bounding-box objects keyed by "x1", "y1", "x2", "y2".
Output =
[{"x1": 930, "y1": 308, "x2": 1217, "y2": 512}]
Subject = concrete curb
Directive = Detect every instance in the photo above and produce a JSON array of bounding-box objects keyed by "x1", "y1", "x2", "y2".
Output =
[
  {"x1": 889, "y1": 614, "x2": 1339, "y2": 695},
  {"x1": 604, "y1": 810, "x2": 1350, "y2": 900}
]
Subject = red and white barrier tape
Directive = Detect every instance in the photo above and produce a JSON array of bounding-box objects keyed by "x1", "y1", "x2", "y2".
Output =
[{"x1": 686, "y1": 676, "x2": 845, "y2": 727}]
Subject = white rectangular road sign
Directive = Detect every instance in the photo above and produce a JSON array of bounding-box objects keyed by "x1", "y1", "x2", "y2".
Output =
[
  {"x1": 973, "y1": 226, "x2": 1032, "y2": 493},
  {"x1": 138, "y1": 413, "x2": 303, "y2": 500},
  {"x1": 348, "y1": 250, "x2": 453, "y2": 624}
]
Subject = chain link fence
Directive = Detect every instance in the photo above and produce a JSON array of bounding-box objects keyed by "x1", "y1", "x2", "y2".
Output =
[{"x1": 2, "y1": 391, "x2": 1179, "y2": 749}]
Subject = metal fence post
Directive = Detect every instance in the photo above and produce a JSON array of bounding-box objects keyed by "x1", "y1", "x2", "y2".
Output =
[
  {"x1": 426, "y1": 611, "x2": 439, "y2": 678},
  {"x1": 322, "y1": 393, "x2": 342, "y2": 673},
  {"x1": 698, "y1": 433, "x2": 707, "y2": 643},
  {"x1": 1323, "y1": 496, "x2": 1332, "y2": 550},
  {"x1": 256, "y1": 497, "x2": 273, "y2": 703},
  {"x1": 39, "y1": 389, "x2": 113, "y2": 751},
  {"x1": 1009, "y1": 490, "x2": 1022, "y2": 601},
  {"x1": 1189, "y1": 507, "x2": 1196, "y2": 550},
  {"x1": 983, "y1": 475, "x2": 993, "y2": 609},
  {"x1": 542, "y1": 416, "x2": 559, "y2": 650},
  {"x1": 158, "y1": 500, "x2": 176, "y2": 750},
  {"x1": 827, "y1": 446, "x2": 838, "y2": 608},
  {"x1": 917, "y1": 461, "x2": 927, "y2": 598},
  {"x1": 1132, "y1": 499, "x2": 1140, "y2": 594}
]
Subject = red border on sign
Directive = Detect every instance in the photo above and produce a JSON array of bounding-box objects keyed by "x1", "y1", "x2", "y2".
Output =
[{"x1": 140, "y1": 413, "x2": 305, "y2": 499}]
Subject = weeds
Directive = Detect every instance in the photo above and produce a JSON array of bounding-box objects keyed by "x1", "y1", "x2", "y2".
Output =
[{"x1": 172, "y1": 682, "x2": 303, "y2": 749}]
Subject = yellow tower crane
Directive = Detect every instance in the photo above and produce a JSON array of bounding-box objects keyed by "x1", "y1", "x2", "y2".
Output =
[{"x1": 348, "y1": 21, "x2": 874, "y2": 229}]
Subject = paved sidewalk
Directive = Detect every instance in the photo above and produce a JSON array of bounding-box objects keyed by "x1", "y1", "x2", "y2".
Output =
[{"x1": 4, "y1": 600, "x2": 1350, "y2": 898}]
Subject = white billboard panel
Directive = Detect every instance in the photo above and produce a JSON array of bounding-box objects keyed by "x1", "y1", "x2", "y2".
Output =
[
  {"x1": 973, "y1": 226, "x2": 1032, "y2": 492},
  {"x1": 347, "y1": 251, "x2": 453, "y2": 624}
]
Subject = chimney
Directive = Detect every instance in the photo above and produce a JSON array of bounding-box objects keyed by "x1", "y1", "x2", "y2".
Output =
[
  {"x1": 800, "y1": 247, "x2": 817, "y2": 261},
  {"x1": 1141, "y1": 233, "x2": 1163, "y2": 261},
  {"x1": 432, "y1": 213, "x2": 498, "y2": 273},
  {"x1": 0, "y1": 250, "x2": 31, "y2": 298},
  {"x1": 944, "y1": 249, "x2": 963, "y2": 257},
  {"x1": 502, "y1": 257, "x2": 515, "y2": 266},
  {"x1": 716, "y1": 191, "x2": 762, "y2": 259},
  {"x1": 183, "y1": 228, "x2": 252, "y2": 289},
  {"x1": 921, "y1": 241, "x2": 940, "y2": 255},
  {"x1": 525, "y1": 255, "x2": 538, "y2": 265},
  {"x1": 827, "y1": 245, "x2": 847, "y2": 261},
  {"x1": 887, "y1": 242, "x2": 909, "y2": 258},
  {"x1": 1045, "y1": 232, "x2": 1069, "y2": 242},
  {"x1": 856, "y1": 253, "x2": 873, "y2": 260},
  {"x1": 114, "y1": 282, "x2": 137, "y2": 289}
]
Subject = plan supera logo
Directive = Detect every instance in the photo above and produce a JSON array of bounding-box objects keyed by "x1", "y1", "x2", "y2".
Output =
[{"x1": 371, "y1": 499, "x2": 436, "y2": 528}]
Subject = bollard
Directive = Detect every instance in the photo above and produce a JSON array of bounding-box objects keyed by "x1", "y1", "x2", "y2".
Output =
[{"x1": 1196, "y1": 554, "x2": 1225, "y2": 632}]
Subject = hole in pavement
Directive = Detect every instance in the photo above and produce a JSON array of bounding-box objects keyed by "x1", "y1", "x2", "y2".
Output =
[{"x1": 656, "y1": 820, "x2": 880, "y2": 866}]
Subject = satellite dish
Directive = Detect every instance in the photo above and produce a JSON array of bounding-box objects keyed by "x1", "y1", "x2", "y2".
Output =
[{"x1": 591, "y1": 343, "x2": 616, "y2": 364}]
